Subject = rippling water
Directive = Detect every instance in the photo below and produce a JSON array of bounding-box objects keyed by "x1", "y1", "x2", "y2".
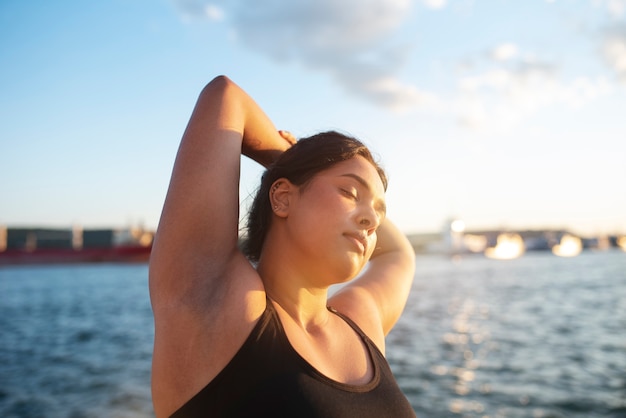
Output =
[
  {"x1": 389, "y1": 250, "x2": 626, "y2": 418},
  {"x1": 0, "y1": 265, "x2": 154, "y2": 418},
  {"x1": 1, "y1": 251, "x2": 625, "y2": 417}
]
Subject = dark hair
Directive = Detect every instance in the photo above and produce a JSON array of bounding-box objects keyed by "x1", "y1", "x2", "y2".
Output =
[{"x1": 242, "y1": 130, "x2": 387, "y2": 262}]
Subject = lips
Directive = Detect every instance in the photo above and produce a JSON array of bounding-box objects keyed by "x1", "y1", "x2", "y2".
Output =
[{"x1": 344, "y1": 232, "x2": 367, "y2": 254}]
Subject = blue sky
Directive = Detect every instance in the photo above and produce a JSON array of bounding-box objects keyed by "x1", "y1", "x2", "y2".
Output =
[{"x1": 1, "y1": 0, "x2": 625, "y2": 236}]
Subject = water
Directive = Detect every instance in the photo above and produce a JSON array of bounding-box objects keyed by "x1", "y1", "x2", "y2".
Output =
[
  {"x1": 0, "y1": 265, "x2": 154, "y2": 418},
  {"x1": 388, "y1": 250, "x2": 626, "y2": 418},
  {"x1": 1, "y1": 251, "x2": 625, "y2": 417}
]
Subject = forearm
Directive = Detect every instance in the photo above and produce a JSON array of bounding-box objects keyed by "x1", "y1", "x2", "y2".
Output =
[
  {"x1": 200, "y1": 76, "x2": 293, "y2": 167},
  {"x1": 366, "y1": 219, "x2": 415, "y2": 333},
  {"x1": 371, "y1": 219, "x2": 415, "y2": 262}
]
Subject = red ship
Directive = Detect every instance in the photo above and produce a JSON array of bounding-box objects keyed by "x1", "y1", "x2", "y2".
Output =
[{"x1": 0, "y1": 227, "x2": 153, "y2": 266}]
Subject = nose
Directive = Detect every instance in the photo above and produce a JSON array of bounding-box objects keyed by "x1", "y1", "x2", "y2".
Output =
[{"x1": 358, "y1": 206, "x2": 380, "y2": 234}]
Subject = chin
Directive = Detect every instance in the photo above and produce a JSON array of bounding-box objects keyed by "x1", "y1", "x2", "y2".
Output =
[
  {"x1": 334, "y1": 258, "x2": 366, "y2": 283},
  {"x1": 312, "y1": 251, "x2": 366, "y2": 285}
]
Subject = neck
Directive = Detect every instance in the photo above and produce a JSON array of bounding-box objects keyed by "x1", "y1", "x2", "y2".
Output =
[{"x1": 257, "y1": 245, "x2": 331, "y2": 329}]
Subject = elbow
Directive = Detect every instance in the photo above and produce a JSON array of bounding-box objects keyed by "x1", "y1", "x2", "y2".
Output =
[
  {"x1": 196, "y1": 75, "x2": 242, "y2": 110},
  {"x1": 210, "y1": 74, "x2": 232, "y2": 86},
  {"x1": 203, "y1": 75, "x2": 234, "y2": 95}
]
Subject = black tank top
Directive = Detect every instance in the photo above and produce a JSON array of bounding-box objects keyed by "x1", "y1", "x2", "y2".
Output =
[{"x1": 171, "y1": 300, "x2": 416, "y2": 417}]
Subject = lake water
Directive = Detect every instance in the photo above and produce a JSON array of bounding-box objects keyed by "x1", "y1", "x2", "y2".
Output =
[{"x1": 1, "y1": 250, "x2": 625, "y2": 417}]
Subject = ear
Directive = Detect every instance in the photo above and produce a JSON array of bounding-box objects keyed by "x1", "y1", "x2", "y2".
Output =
[{"x1": 269, "y1": 179, "x2": 295, "y2": 218}]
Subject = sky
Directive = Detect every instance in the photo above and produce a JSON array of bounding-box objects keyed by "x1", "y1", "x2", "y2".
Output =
[{"x1": 1, "y1": 0, "x2": 625, "y2": 237}]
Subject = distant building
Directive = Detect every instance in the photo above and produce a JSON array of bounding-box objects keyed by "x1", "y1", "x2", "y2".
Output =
[{"x1": 405, "y1": 220, "x2": 625, "y2": 257}]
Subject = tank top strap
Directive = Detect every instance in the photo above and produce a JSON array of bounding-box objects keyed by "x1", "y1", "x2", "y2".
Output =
[{"x1": 326, "y1": 305, "x2": 370, "y2": 340}]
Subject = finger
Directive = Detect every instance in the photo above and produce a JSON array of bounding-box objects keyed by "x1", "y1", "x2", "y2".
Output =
[
  {"x1": 278, "y1": 130, "x2": 293, "y2": 142},
  {"x1": 278, "y1": 130, "x2": 297, "y2": 145}
]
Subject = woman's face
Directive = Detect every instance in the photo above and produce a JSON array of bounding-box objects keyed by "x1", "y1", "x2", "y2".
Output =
[{"x1": 284, "y1": 156, "x2": 387, "y2": 282}]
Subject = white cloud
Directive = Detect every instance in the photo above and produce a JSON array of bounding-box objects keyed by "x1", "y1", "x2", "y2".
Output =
[
  {"x1": 173, "y1": 0, "x2": 224, "y2": 21},
  {"x1": 608, "y1": 0, "x2": 626, "y2": 17},
  {"x1": 594, "y1": 0, "x2": 626, "y2": 18},
  {"x1": 490, "y1": 43, "x2": 518, "y2": 62},
  {"x1": 170, "y1": 0, "x2": 615, "y2": 131},
  {"x1": 205, "y1": 4, "x2": 224, "y2": 21},
  {"x1": 422, "y1": 0, "x2": 447, "y2": 9},
  {"x1": 171, "y1": 0, "x2": 418, "y2": 110},
  {"x1": 343, "y1": 75, "x2": 442, "y2": 112},
  {"x1": 454, "y1": 52, "x2": 611, "y2": 131},
  {"x1": 228, "y1": 0, "x2": 411, "y2": 62},
  {"x1": 601, "y1": 26, "x2": 626, "y2": 82}
]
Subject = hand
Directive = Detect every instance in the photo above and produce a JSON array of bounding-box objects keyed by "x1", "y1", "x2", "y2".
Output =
[{"x1": 278, "y1": 130, "x2": 297, "y2": 147}]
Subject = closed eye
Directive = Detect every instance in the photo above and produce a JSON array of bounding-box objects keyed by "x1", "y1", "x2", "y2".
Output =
[{"x1": 340, "y1": 188, "x2": 358, "y2": 200}]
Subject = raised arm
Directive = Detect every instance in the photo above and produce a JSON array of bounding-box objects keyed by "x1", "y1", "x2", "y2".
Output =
[
  {"x1": 330, "y1": 218, "x2": 415, "y2": 347},
  {"x1": 149, "y1": 76, "x2": 295, "y2": 417},
  {"x1": 149, "y1": 76, "x2": 293, "y2": 308}
]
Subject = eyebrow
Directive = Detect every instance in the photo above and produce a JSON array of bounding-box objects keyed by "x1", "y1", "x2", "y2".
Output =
[{"x1": 340, "y1": 173, "x2": 387, "y2": 216}]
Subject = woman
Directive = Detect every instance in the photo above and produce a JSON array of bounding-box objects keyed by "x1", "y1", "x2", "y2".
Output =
[{"x1": 149, "y1": 76, "x2": 416, "y2": 417}]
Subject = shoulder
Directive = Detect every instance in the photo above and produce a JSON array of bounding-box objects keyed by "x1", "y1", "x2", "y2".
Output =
[{"x1": 328, "y1": 286, "x2": 387, "y2": 354}]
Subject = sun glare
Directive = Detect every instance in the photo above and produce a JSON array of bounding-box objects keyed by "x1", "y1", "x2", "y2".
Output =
[
  {"x1": 484, "y1": 233, "x2": 525, "y2": 260},
  {"x1": 450, "y1": 220, "x2": 466, "y2": 233},
  {"x1": 552, "y1": 234, "x2": 582, "y2": 257}
]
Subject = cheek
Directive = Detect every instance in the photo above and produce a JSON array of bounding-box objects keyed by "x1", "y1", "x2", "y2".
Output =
[
  {"x1": 301, "y1": 187, "x2": 346, "y2": 216},
  {"x1": 289, "y1": 191, "x2": 344, "y2": 237}
]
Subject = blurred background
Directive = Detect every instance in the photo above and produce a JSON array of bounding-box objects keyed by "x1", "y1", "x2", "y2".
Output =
[
  {"x1": 1, "y1": 0, "x2": 625, "y2": 237},
  {"x1": 1, "y1": 0, "x2": 625, "y2": 417}
]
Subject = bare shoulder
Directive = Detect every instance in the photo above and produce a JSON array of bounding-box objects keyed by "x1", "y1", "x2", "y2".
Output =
[
  {"x1": 328, "y1": 286, "x2": 387, "y2": 353},
  {"x1": 150, "y1": 253, "x2": 266, "y2": 417}
]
